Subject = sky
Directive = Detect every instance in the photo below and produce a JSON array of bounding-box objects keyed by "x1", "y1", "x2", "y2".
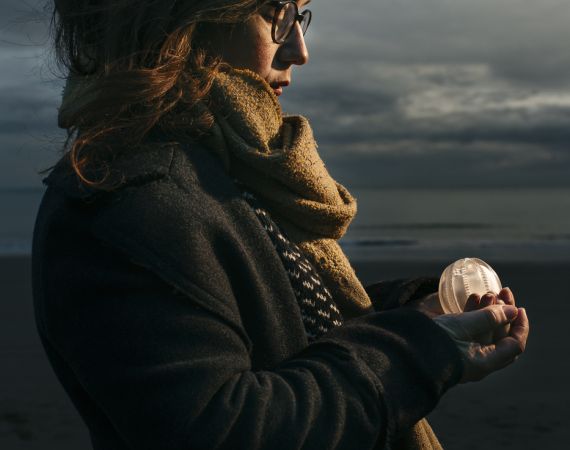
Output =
[{"x1": 1, "y1": 0, "x2": 570, "y2": 189}]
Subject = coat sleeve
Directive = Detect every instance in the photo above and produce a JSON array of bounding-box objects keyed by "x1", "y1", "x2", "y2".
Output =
[
  {"x1": 365, "y1": 278, "x2": 440, "y2": 312},
  {"x1": 40, "y1": 238, "x2": 463, "y2": 450}
]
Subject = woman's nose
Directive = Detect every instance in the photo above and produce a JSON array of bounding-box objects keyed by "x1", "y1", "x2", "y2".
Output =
[{"x1": 278, "y1": 22, "x2": 310, "y2": 66}]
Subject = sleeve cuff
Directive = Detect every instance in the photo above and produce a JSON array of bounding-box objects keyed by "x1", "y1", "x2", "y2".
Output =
[{"x1": 365, "y1": 277, "x2": 439, "y2": 312}]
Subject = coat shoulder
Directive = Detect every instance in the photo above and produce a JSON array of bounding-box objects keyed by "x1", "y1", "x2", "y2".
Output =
[
  {"x1": 42, "y1": 141, "x2": 178, "y2": 199},
  {"x1": 38, "y1": 140, "x2": 254, "y2": 316},
  {"x1": 41, "y1": 138, "x2": 243, "y2": 230}
]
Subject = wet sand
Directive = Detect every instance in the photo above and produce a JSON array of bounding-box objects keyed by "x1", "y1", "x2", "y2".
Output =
[{"x1": 1, "y1": 256, "x2": 567, "y2": 449}]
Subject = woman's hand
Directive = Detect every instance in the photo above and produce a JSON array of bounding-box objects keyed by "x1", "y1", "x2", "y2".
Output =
[{"x1": 433, "y1": 301, "x2": 529, "y2": 384}]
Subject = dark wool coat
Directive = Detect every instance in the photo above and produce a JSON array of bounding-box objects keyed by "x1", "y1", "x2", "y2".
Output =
[{"x1": 32, "y1": 140, "x2": 463, "y2": 450}]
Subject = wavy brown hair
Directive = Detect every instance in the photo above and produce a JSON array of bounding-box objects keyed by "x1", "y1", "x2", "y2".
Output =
[{"x1": 50, "y1": 0, "x2": 262, "y2": 188}]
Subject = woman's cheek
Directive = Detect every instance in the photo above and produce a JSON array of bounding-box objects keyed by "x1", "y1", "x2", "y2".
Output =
[{"x1": 252, "y1": 44, "x2": 275, "y2": 78}]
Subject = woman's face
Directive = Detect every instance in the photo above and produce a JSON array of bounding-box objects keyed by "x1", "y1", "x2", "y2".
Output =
[{"x1": 210, "y1": 0, "x2": 311, "y2": 97}]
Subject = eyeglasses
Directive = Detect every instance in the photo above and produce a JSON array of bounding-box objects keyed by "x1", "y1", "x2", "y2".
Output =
[{"x1": 267, "y1": 1, "x2": 312, "y2": 45}]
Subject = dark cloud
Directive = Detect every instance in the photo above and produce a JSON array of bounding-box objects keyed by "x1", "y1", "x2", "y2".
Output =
[
  {"x1": 281, "y1": 0, "x2": 570, "y2": 188},
  {"x1": 0, "y1": 0, "x2": 51, "y2": 48},
  {"x1": 1, "y1": 0, "x2": 570, "y2": 188},
  {"x1": 283, "y1": 82, "x2": 398, "y2": 117},
  {"x1": 309, "y1": 0, "x2": 570, "y2": 88},
  {"x1": 0, "y1": 1, "x2": 63, "y2": 187}
]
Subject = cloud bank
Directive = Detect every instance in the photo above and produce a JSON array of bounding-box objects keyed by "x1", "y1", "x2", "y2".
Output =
[
  {"x1": 1, "y1": 0, "x2": 569, "y2": 188},
  {"x1": 281, "y1": 0, "x2": 570, "y2": 187}
]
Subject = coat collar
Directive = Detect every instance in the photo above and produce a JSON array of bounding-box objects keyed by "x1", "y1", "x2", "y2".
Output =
[{"x1": 43, "y1": 141, "x2": 177, "y2": 199}]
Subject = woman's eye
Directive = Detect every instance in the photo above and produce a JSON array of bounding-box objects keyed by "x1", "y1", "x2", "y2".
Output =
[
  {"x1": 260, "y1": 9, "x2": 275, "y2": 20},
  {"x1": 259, "y1": 5, "x2": 277, "y2": 21}
]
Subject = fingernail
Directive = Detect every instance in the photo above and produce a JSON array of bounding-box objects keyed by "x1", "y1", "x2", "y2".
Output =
[{"x1": 503, "y1": 305, "x2": 518, "y2": 320}]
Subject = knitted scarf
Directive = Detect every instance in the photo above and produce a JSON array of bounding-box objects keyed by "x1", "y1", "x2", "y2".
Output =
[
  {"x1": 58, "y1": 67, "x2": 443, "y2": 450},
  {"x1": 194, "y1": 67, "x2": 373, "y2": 320}
]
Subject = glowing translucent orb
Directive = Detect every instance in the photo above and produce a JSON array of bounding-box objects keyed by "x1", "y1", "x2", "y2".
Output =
[{"x1": 438, "y1": 258, "x2": 502, "y2": 314}]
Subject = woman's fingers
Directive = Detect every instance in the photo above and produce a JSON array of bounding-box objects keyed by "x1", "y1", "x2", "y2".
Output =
[
  {"x1": 480, "y1": 292, "x2": 496, "y2": 308},
  {"x1": 464, "y1": 289, "x2": 514, "y2": 313},
  {"x1": 491, "y1": 289, "x2": 516, "y2": 340},
  {"x1": 498, "y1": 287, "x2": 515, "y2": 306},
  {"x1": 508, "y1": 307, "x2": 529, "y2": 350},
  {"x1": 487, "y1": 308, "x2": 529, "y2": 370},
  {"x1": 464, "y1": 294, "x2": 481, "y2": 312},
  {"x1": 486, "y1": 311, "x2": 528, "y2": 370}
]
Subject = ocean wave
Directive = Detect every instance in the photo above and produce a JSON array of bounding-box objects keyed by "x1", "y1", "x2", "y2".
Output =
[
  {"x1": 533, "y1": 233, "x2": 570, "y2": 241},
  {"x1": 3, "y1": 235, "x2": 570, "y2": 259},
  {"x1": 340, "y1": 238, "x2": 419, "y2": 247},
  {"x1": 351, "y1": 222, "x2": 500, "y2": 231},
  {"x1": 0, "y1": 239, "x2": 32, "y2": 256}
]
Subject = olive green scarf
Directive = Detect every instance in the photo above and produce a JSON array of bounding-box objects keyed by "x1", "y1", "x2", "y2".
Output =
[{"x1": 195, "y1": 67, "x2": 373, "y2": 320}]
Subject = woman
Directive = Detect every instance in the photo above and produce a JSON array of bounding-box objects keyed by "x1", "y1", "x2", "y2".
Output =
[{"x1": 32, "y1": 1, "x2": 529, "y2": 449}]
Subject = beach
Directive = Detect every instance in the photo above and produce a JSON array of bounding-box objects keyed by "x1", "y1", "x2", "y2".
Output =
[{"x1": 1, "y1": 256, "x2": 566, "y2": 449}]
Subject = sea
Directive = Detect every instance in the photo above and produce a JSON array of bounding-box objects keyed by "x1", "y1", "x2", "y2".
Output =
[{"x1": 2, "y1": 187, "x2": 570, "y2": 262}]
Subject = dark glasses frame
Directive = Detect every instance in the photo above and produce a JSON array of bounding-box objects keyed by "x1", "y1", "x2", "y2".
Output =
[{"x1": 267, "y1": 1, "x2": 312, "y2": 44}]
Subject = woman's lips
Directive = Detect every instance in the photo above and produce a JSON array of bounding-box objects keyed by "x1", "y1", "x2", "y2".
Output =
[{"x1": 270, "y1": 81, "x2": 289, "y2": 97}]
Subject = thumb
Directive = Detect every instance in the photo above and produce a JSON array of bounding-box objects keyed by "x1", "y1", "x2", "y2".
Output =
[{"x1": 452, "y1": 305, "x2": 518, "y2": 340}]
